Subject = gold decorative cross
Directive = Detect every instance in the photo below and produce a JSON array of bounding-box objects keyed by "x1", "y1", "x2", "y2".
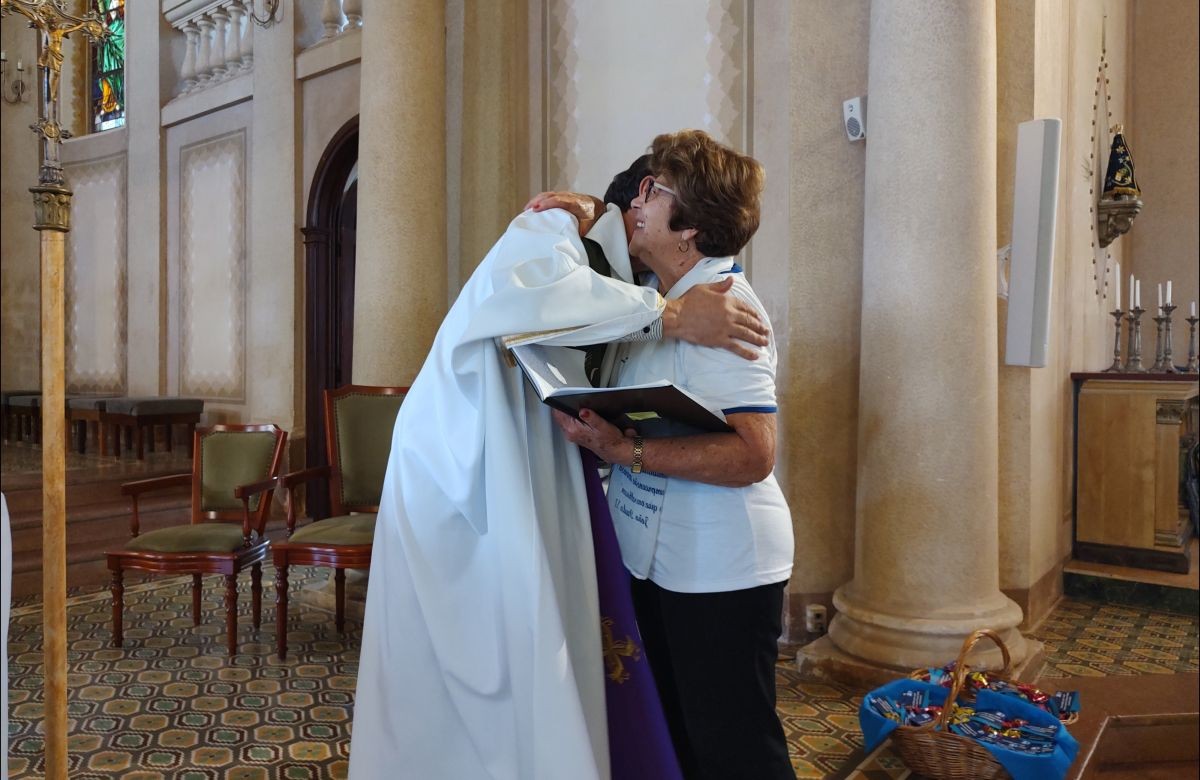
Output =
[
  {"x1": 601, "y1": 616, "x2": 642, "y2": 685},
  {"x1": 1, "y1": 0, "x2": 109, "y2": 188}
]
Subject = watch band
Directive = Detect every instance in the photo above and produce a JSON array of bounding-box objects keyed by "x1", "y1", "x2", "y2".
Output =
[{"x1": 631, "y1": 436, "x2": 644, "y2": 474}]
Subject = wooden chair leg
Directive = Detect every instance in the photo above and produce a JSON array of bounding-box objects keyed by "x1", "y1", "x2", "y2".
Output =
[
  {"x1": 224, "y1": 574, "x2": 238, "y2": 656},
  {"x1": 110, "y1": 568, "x2": 124, "y2": 648},
  {"x1": 251, "y1": 563, "x2": 263, "y2": 630},
  {"x1": 192, "y1": 574, "x2": 202, "y2": 626},
  {"x1": 99, "y1": 420, "x2": 108, "y2": 456},
  {"x1": 147, "y1": 423, "x2": 156, "y2": 454},
  {"x1": 135, "y1": 424, "x2": 145, "y2": 460},
  {"x1": 335, "y1": 568, "x2": 346, "y2": 635},
  {"x1": 187, "y1": 423, "x2": 196, "y2": 458},
  {"x1": 164, "y1": 423, "x2": 173, "y2": 454},
  {"x1": 275, "y1": 562, "x2": 289, "y2": 660}
]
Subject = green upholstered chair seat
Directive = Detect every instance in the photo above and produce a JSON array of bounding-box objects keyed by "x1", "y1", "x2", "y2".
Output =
[
  {"x1": 288, "y1": 514, "x2": 376, "y2": 546},
  {"x1": 125, "y1": 523, "x2": 250, "y2": 553}
]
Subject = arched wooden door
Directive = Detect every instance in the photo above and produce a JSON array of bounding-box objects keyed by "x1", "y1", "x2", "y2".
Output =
[{"x1": 303, "y1": 116, "x2": 358, "y2": 520}]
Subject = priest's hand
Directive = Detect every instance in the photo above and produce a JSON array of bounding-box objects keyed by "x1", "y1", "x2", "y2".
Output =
[
  {"x1": 663, "y1": 277, "x2": 769, "y2": 360},
  {"x1": 525, "y1": 191, "x2": 606, "y2": 236},
  {"x1": 552, "y1": 408, "x2": 635, "y2": 466}
]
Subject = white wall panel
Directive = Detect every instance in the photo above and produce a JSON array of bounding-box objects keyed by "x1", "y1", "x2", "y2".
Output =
[
  {"x1": 178, "y1": 129, "x2": 247, "y2": 400},
  {"x1": 65, "y1": 153, "x2": 128, "y2": 394},
  {"x1": 544, "y1": 0, "x2": 748, "y2": 194}
]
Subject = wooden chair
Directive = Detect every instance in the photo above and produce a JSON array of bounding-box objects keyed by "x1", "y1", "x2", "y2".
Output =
[
  {"x1": 107, "y1": 424, "x2": 287, "y2": 655},
  {"x1": 273, "y1": 385, "x2": 406, "y2": 659}
]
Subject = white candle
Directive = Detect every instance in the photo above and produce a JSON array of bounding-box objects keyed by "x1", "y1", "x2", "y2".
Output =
[
  {"x1": 1192, "y1": 301, "x2": 1197, "y2": 318},
  {"x1": 1166, "y1": 281, "x2": 1172, "y2": 305},
  {"x1": 1158, "y1": 283, "x2": 1163, "y2": 310},
  {"x1": 15, "y1": 60, "x2": 22, "y2": 72},
  {"x1": 1136, "y1": 280, "x2": 1142, "y2": 309},
  {"x1": 1115, "y1": 263, "x2": 1121, "y2": 309}
]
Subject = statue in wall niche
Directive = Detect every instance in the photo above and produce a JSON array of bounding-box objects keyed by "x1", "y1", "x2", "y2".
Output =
[{"x1": 1096, "y1": 125, "x2": 1143, "y2": 249}]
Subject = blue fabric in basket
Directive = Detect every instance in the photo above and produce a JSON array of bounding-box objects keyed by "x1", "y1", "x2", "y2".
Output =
[{"x1": 859, "y1": 679, "x2": 1079, "y2": 780}]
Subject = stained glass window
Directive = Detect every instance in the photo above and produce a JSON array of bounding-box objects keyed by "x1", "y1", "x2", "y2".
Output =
[{"x1": 90, "y1": 0, "x2": 125, "y2": 132}]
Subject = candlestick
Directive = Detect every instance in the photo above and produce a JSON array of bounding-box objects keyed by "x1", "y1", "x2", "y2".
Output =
[
  {"x1": 1185, "y1": 315, "x2": 1199, "y2": 373},
  {"x1": 1161, "y1": 303, "x2": 1179, "y2": 373},
  {"x1": 1150, "y1": 312, "x2": 1166, "y2": 371},
  {"x1": 1125, "y1": 307, "x2": 1147, "y2": 373},
  {"x1": 1104, "y1": 308, "x2": 1125, "y2": 372}
]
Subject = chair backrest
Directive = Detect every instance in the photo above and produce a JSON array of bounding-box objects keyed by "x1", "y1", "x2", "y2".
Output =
[
  {"x1": 192, "y1": 424, "x2": 287, "y2": 534},
  {"x1": 324, "y1": 385, "x2": 407, "y2": 515}
]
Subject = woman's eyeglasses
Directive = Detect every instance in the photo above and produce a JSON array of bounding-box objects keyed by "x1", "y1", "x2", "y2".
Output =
[{"x1": 644, "y1": 178, "x2": 679, "y2": 204}]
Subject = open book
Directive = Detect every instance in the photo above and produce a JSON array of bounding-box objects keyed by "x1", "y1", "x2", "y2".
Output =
[{"x1": 509, "y1": 342, "x2": 732, "y2": 436}]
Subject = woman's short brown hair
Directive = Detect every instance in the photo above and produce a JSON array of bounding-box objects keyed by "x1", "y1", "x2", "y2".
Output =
[{"x1": 649, "y1": 130, "x2": 764, "y2": 258}]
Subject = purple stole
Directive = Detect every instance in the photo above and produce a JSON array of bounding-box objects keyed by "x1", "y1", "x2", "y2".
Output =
[{"x1": 580, "y1": 449, "x2": 683, "y2": 780}]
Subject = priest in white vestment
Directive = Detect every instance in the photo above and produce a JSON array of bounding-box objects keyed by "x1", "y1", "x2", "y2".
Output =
[{"x1": 349, "y1": 177, "x2": 764, "y2": 778}]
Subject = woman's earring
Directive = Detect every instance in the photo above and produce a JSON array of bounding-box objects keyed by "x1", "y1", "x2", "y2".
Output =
[{"x1": 676, "y1": 239, "x2": 690, "y2": 253}]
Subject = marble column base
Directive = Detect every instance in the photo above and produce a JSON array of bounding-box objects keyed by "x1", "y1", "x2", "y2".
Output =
[{"x1": 823, "y1": 588, "x2": 1032, "y2": 671}]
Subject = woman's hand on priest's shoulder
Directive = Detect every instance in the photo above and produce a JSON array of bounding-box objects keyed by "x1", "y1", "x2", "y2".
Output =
[{"x1": 524, "y1": 191, "x2": 605, "y2": 236}]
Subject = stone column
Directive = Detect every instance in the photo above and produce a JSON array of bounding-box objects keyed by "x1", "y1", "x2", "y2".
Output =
[
  {"x1": 353, "y1": 0, "x2": 446, "y2": 385},
  {"x1": 209, "y1": 8, "x2": 229, "y2": 80},
  {"x1": 249, "y1": 0, "x2": 297, "y2": 424},
  {"x1": 238, "y1": 0, "x2": 254, "y2": 72},
  {"x1": 224, "y1": 3, "x2": 243, "y2": 72},
  {"x1": 321, "y1": 0, "x2": 345, "y2": 38},
  {"x1": 816, "y1": 1, "x2": 1032, "y2": 673},
  {"x1": 126, "y1": 7, "x2": 166, "y2": 395},
  {"x1": 195, "y1": 17, "x2": 214, "y2": 85},
  {"x1": 180, "y1": 21, "x2": 199, "y2": 93},
  {"x1": 457, "y1": 0, "x2": 528, "y2": 287}
]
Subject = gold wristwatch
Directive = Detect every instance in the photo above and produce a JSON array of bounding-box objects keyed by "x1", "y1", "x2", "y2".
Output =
[{"x1": 631, "y1": 436, "x2": 644, "y2": 474}]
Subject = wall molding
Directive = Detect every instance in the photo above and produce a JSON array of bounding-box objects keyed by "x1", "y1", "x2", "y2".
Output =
[
  {"x1": 64, "y1": 151, "x2": 128, "y2": 394},
  {"x1": 177, "y1": 128, "x2": 247, "y2": 401}
]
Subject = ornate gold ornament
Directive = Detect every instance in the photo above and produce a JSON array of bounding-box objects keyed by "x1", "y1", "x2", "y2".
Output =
[
  {"x1": 600, "y1": 616, "x2": 642, "y2": 684},
  {"x1": 30, "y1": 182, "x2": 72, "y2": 231}
]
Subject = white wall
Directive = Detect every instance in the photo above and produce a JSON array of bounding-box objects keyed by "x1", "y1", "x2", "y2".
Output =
[{"x1": 543, "y1": 0, "x2": 748, "y2": 197}]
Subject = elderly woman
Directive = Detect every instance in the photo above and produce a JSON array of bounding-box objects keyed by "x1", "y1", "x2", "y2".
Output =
[{"x1": 553, "y1": 130, "x2": 795, "y2": 780}]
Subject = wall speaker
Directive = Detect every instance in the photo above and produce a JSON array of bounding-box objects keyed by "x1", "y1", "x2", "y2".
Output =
[
  {"x1": 1005, "y1": 118, "x2": 1061, "y2": 368},
  {"x1": 843, "y1": 96, "x2": 866, "y2": 142}
]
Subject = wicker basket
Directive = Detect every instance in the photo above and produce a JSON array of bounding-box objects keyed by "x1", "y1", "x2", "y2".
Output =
[
  {"x1": 908, "y1": 631, "x2": 1079, "y2": 726},
  {"x1": 889, "y1": 629, "x2": 1013, "y2": 780}
]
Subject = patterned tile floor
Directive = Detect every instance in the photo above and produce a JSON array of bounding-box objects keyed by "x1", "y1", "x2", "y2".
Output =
[
  {"x1": 7, "y1": 569, "x2": 359, "y2": 779},
  {"x1": 6, "y1": 571, "x2": 1198, "y2": 779}
]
